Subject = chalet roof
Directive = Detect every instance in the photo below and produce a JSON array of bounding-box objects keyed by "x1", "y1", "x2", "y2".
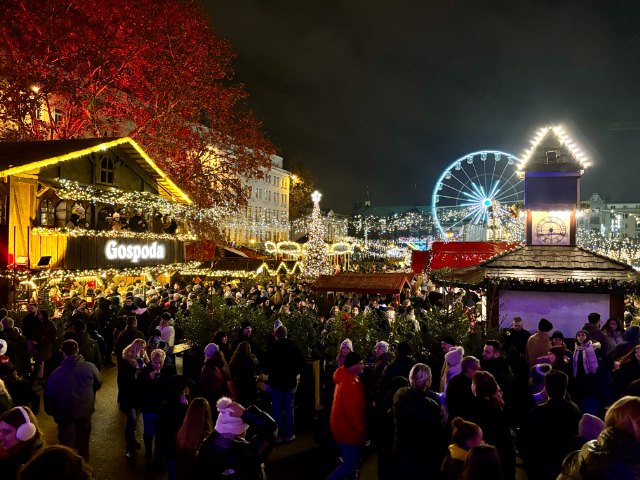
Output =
[
  {"x1": 442, "y1": 245, "x2": 638, "y2": 284},
  {"x1": 521, "y1": 128, "x2": 585, "y2": 174},
  {"x1": 478, "y1": 245, "x2": 632, "y2": 271},
  {"x1": 0, "y1": 137, "x2": 191, "y2": 204},
  {"x1": 310, "y1": 273, "x2": 414, "y2": 294}
]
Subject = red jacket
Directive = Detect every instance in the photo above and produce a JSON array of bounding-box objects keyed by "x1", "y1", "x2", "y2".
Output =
[{"x1": 330, "y1": 366, "x2": 366, "y2": 445}]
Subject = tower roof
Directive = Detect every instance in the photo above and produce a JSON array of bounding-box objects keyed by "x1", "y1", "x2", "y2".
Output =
[{"x1": 519, "y1": 127, "x2": 587, "y2": 174}]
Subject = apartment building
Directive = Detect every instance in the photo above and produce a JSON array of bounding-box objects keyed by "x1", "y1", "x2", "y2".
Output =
[
  {"x1": 220, "y1": 155, "x2": 291, "y2": 244},
  {"x1": 578, "y1": 193, "x2": 640, "y2": 239}
]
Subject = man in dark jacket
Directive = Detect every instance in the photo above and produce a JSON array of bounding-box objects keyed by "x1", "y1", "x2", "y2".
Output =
[
  {"x1": 128, "y1": 208, "x2": 147, "y2": 232},
  {"x1": 114, "y1": 317, "x2": 145, "y2": 363},
  {"x1": 502, "y1": 317, "x2": 531, "y2": 357},
  {"x1": 517, "y1": 369, "x2": 582, "y2": 480},
  {"x1": 1, "y1": 318, "x2": 31, "y2": 379},
  {"x1": 482, "y1": 340, "x2": 516, "y2": 399},
  {"x1": 117, "y1": 297, "x2": 137, "y2": 319},
  {"x1": 446, "y1": 356, "x2": 480, "y2": 421},
  {"x1": 393, "y1": 363, "x2": 446, "y2": 478},
  {"x1": 232, "y1": 321, "x2": 263, "y2": 361},
  {"x1": 458, "y1": 371, "x2": 516, "y2": 480},
  {"x1": 262, "y1": 325, "x2": 307, "y2": 442},
  {"x1": 371, "y1": 341, "x2": 394, "y2": 394},
  {"x1": 71, "y1": 320, "x2": 102, "y2": 370},
  {"x1": 582, "y1": 312, "x2": 607, "y2": 348},
  {"x1": 194, "y1": 398, "x2": 278, "y2": 480},
  {"x1": 377, "y1": 341, "x2": 415, "y2": 404},
  {"x1": 44, "y1": 339, "x2": 102, "y2": 460}
]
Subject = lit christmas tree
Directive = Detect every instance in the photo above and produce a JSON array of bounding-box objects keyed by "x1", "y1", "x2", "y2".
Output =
[{"x1": 303, "y1": 191, "x2": 332, "y2": 278}]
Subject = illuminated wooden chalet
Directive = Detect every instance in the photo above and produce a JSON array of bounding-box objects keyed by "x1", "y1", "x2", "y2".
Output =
[{"x1": 0, "y1": 137, "x2": 192, "y2": 281}]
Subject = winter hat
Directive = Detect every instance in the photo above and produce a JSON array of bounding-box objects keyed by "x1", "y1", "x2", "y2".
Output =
[
  {"x1": 530, "y1": 363, "x2": 552, "y2": 383},
  {"x1": 579, "y1": 413, "x2": 606, "y2": 441},
  {"x1": 340, "y1": 338, "x2": 353, "y2": 352},
  {"x1": 275, "y1": 325, "x2": 287, "y2": 339},
  {"x1": 576, "y1": 330, "x2": 591, "y2": 341},
  {"x1": 0, "y1": 339, "x2": 6, "y2": 356},
  {"x1": 215, "y1": 397, "x2": 247, "y2": 435},
  {"x1": 445, "y1": 346, "x2": 464, "y2": 366},
  {"x1": 163, "y1": 283, "x2": 170, "y2": 289},
  {"x1": 273, "y1": 319, "x2": 283, "y2": 332},
  {"x1": 549, "y1": 345, "x2": 566, "y2": 361},
  {"x1": 551, "y1": 330, "x2": 565, "y2": 341},
  {"x1": 74, "y1": 206, "x2": 85, "y2": 215},
  {"x1": 378, "y1": 303, "x2": 388, "y2": 311},
  {"x1": 344, "y1": 351, "x2": 362, "y2": 369},
  {"x1": 375, "y1": 341, "x2": 389, "y2": 353},
  {"x1": 538, "y1": 318, "x2": 553, "y2": 333},
  {"x1": 204, "y1": 343, "x2": 219, "y2": 359}
]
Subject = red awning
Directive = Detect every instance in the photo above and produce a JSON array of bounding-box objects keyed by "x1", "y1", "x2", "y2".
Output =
[{"x1": 428, "y1": 241, "x2": 521, "y2": 271}]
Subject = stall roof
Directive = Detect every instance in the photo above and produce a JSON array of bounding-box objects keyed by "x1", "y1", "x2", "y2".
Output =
[
  {"x1": 310, "y1": 273, "x2": 414, "y2": 294},
  {"x1": 0, "y1": 137, "x2": 191, "y2": 204}
]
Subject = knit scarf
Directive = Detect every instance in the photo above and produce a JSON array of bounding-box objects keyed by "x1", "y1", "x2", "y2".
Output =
[
  {"x1": 449, "y1": 444, "x2": 469, "y2": 462},
  {"x1": 574, "y1": 341, "x2": 598, "y2": 376}
]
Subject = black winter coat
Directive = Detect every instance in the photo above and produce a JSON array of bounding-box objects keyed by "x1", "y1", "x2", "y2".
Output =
[
  {"x1": 138, "y1": 364, "x2": 177, "y2": 414},
  {"x1": 194, "y1": 406, "x2": 277, "y2": 480},
  {"x1": 393, "y1": 387, "x2": 446, "y2": 470},
  {"x1": 558, "y1": 427, "x2": 640, "y2": 480},
  {"x1": 378, "y1": 355, "x2": 415, "y2": 403},
  {"x1": 44, "y1": 355, "x2": 102, "y2": 422},
  {"x1": 458, "y1": 396, "x2": 516, "y2": 480},
  {"x1": 262, "y1": 338, "x2": 307, "y2": 391},
  {"x1": 445, "y1": 372, "x2": 474, "y2": 421},
  {"x1": 0, "y1": 438, "x2": 42, "y2": 480},
  {"x1": 71, "y1": 332, "x2": 102, "y2": 370},
  {"x1": 517, "y1": 398, "x2": 582, "y2": 479},
  {"x1": 2, "y1": 329, "x2": 30, "y2": 378}
]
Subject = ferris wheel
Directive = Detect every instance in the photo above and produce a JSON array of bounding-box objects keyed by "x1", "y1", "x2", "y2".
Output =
[{"x1": 432, "y1": 150, "x2": 524, "y2": 237}]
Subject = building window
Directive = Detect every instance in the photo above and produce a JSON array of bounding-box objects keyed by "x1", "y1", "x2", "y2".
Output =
[
  {"x1": 39, "y1": 199, "x2": 56, "y2": 226},
  {"x1": 53, "y1": 109, "x2": 62, "y2": 123},
  {"x1": 100, "y1": 157, "x2": 115, "y2": 184}
]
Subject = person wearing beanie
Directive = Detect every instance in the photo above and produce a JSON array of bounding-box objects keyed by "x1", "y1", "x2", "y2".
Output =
[
  {"x1": 336, "y1": 338, "x2": 353, "y2": 368},
  {"x1": 442, "y1": 346, "x2": 465, "y2": 393},
  {"x1": 204, "y1": 343, "x2": 219, "y2": 360},
  {"x1": 194, "y1": 397, "x2": 277, "y2": 479},
  {"x1": 328, "y1": 351, "x2": 366, "y2": 480},
  {"x1": 517, "y1": 369, "x2": 581, "y2": 480},
  {"x1": 262, "y1": 322, "x2": 307, "y2": 442},
  {"x1": 393, "y1": 363, "x2": 445, "y2": 478},
  {"x1": 526, "y1": 318, "x2": 553, "y2": 368},
  {"x1": 267, "y1": 320, "x2": 284, "y2": 349}
]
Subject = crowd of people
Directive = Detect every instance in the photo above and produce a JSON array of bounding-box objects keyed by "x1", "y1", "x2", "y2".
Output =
[{"x1": 0, "y1": 277, "x2": 640, "y2": 480}]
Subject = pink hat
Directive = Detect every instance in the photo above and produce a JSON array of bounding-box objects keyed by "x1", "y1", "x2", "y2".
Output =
[{"x1": 215, "y1": 397, "x2": 247, "y2": 435}]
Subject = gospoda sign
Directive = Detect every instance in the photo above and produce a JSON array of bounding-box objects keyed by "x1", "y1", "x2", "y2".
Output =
[{"x1": 105, "y1": 240, "x2": 166, "y2": 263}]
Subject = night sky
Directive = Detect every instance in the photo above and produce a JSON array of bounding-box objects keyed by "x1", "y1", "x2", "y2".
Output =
[{"x1": 202, "y1": 1, "x2": 640, "y2": 212}]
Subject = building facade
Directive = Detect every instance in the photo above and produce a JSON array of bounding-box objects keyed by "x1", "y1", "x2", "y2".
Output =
[
  {"x1": 220, "y1": 155, "x2": 291, "y2": 245},
  {"x1": 578, "y1": 193, "x2": 640, "y2": 239}
]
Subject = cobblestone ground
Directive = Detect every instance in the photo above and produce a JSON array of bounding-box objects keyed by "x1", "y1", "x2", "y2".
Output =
[{"x1": 32, "y1": 356, "x2": 379, "y2": 480}]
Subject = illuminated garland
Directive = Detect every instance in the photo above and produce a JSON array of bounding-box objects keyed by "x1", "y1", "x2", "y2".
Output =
[
  {"x1": 54, "y1": 178, "x2": 193, "y2": 217},
  {"x1": 577, "y1": 229, "x2": 640, "y2": 264},
  {"x1": 433, "y1": 275, "x2": 638, "y2": 294},
  {"x1": 32, "y1": 227, "x2": 196, "y2": 241},
  {"x1": 257, "y1": 261, "x2": 303, "y2": 276}
]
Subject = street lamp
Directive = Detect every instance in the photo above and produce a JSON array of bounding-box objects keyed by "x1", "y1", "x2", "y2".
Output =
[{"x1": 311, "y1": 191, "x2": 322, "y2": 204}]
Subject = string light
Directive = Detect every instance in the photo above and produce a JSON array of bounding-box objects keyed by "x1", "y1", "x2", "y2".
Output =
[
  {"x1": 302, "y1": 192, "x2": 332, "y2": 278},
  {"x1": 32, "y1": 227, "x2": 196, "y2": 241}
]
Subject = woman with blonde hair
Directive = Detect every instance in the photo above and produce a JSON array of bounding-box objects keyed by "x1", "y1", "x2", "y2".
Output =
[
  {"x1": 0, "y1": 406, "x2": 43, "y2": 479},
  {"x1": 175, "y1": 397, "x2": 213, "y2": 480},
  {"x1": 559, "y1": 396, "x2": 640, "y2": 479},
  {"x1": 277, "y1": 305, "x2": 290, "y2": 318},
  {"x1": 118, "y1": 338, "x2": 149, "y2": 457}
]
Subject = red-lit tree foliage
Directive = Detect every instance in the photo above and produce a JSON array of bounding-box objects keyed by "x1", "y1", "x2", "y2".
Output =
[{"x1": 0, "y1": 0, "x2": 275, "y2": 215}]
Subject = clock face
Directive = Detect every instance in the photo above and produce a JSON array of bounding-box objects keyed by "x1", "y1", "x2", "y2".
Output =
[{"x1": 535, "y1": 216, "x2": 567, "y2": 244}]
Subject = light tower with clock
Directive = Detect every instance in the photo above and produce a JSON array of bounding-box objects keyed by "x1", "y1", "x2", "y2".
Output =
[{"x1": 519, "y1": 126, "x2": 588, "y2": 247}]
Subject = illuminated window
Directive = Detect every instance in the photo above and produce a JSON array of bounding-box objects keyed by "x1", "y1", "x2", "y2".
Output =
[
  {"x1": 53, "y1": 109, "x2": 62, "y2": 123},
  {"x1": 100, "y1": 157, "x2": 115, "y2": 184}
]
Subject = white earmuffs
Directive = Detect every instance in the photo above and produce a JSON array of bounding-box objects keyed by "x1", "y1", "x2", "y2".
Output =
[{"x1": 15, "y1": 407, "x2": 37, "y2": 442}]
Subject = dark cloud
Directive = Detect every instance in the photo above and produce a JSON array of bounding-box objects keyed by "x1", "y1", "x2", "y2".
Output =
[{"x1": 202, "y1": 0, "x2": 640, "y2": 210}]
